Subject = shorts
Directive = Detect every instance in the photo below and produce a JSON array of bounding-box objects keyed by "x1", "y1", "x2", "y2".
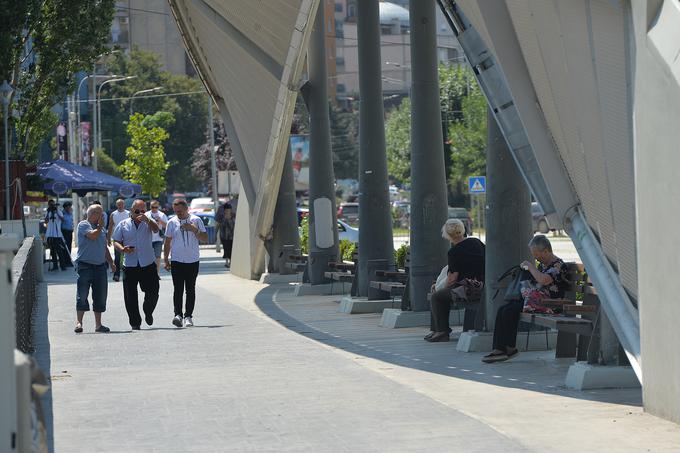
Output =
[{"x1": 152, "y1": 241, "x2": 163, "y2": 258}]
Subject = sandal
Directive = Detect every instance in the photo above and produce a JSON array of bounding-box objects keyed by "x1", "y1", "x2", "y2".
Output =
[
  {"x1": 74, "y1": 323, "x2": 83, "y2": 334},
  {"x1": 505, "y1": 348, "x2": 519, "y2": 361},
  {"x1": 482, "y1": 350, "x2": 508, "y2": 363},
  {"x1": 423, "y1": 331, "x2": 435, "y2": 341},
  {"x1": 95, "y1": 325, "x2": 110, "y2": 333},
  {"x1": 426, "y1": 332, "x2": 450, "y2": 342}
]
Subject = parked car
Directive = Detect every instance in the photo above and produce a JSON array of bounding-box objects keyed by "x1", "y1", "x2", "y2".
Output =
[
  {"x1": 337, "y1": 202, "x2": 359, "y2": 224},
  {"x1": 189, "y1": 197, "x2": 219, "y2": 214},
  {"x1": 532, "y1": 202, "x2": 555, "y2": 234},
  {"x1": 337, "y1": 219, "x2": 358, "y2": 243},
  {"x1": 447, "y1": 207, "x2": 473, "y2": 235}
]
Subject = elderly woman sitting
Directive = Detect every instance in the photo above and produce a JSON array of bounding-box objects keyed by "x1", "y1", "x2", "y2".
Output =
[
  {"x1": 482, "y1": 234, "x2": 569, "y2": 363},
  {"x1": 424, "y1": 219, "x2": 485, "y2": 342}
]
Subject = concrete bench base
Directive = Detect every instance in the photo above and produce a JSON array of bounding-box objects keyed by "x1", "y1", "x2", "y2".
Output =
[
  {"x1": 259, "y1": 273, "x2": 300, "y2": 284},
  {"x1": 379, "y1": 308, "x2": 465, "y2": 329},
  {"x1": 339, "y1": 297, "x2": 397, "y2": 314},
  {"x1": 456, "y1": 330, "x2": 558, "y2": 352},
  {"x1": 292, "y1": 283, "x2": 334, "y2": 297},
  {"x1": 565, "y1": 362, "x2": 640, "y2": 390}
]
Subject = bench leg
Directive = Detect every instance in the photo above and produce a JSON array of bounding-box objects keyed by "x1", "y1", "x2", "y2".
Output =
[
  {"x1": 576, "y1": 335, "x2": 590, "y2": 362},
  {"x1": 555, "y1": 331, "x2": 577, "y2": 358}
]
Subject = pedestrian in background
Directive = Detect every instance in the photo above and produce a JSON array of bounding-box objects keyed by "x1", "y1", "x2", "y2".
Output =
[
  {"x1": 147, "y1": 200, "x2": 168, "y2": 276},
  {"x1": 74, "y1": 204, "x2": 116, "y2": 333},
  {"x1": 61, "y1": 201, "x2": 75, "y2": 254},
  {"x1": 44, "y1": 199, "x2": 72, "y2": 271},
  {"x1": 163, "y1": 198, "x2": 207, "y2": 328},
  {"x1": 112, "y1": 199, "x2": 160, "y2": 330},
  {"x1": 107, "y1": 198, "x2": 129, "y2": 282},
  {"x1": 219, "y1": 203, "x2": 235, "y2": 268}
]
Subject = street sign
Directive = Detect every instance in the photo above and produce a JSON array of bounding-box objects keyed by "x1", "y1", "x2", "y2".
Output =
[{"x1": 468, "y1": 176, "x2": 486, "y2": 194}]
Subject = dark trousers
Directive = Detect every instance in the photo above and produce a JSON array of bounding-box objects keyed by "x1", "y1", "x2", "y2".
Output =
[
  {"x1": 113, "y1": 248, "x2": 122, "y2": 277},
  {"x1": 47, "y1": 237, "x2": 71, "y2": 269},
  {"x1": 430, "y1": 288, "x2": 455, "y2": 332},
  {"x1": 62, "y1": 229, "x2": 73, "y2": 253},
  {"x1": 123, "y1": 264, "x2": 159, "y2": 327},
  {"x1": 492, "y1": 300, "x2": 525, "y2": 350},
  {"x1": 221, "y1": 238, "x2": 233, "y2": 260},
  {"x1": 171, "y1": 261, "x2": 200, "y2": 317}
]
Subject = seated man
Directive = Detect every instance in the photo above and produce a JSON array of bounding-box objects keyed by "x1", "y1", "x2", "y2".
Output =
[
  {"x1": 425, "y1": 219, "x2": 485, "y2": 342},
  {"x1": 482, "y1": 234, "x2": 568, "y2": 363}
]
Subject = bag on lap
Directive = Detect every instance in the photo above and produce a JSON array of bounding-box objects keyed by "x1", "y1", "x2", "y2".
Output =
[{"x1": 434, "y1": 265, "x2": 448, "y2": 291}]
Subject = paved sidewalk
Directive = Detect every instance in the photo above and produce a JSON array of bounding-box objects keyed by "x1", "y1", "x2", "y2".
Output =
[{"x1": 42, "y1": 249, "x2": 679, "y2": 452}]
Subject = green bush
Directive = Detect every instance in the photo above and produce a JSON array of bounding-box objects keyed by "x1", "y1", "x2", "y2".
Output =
[
  {"x1": 394, "y1": 243, "x2": 410, "y2": 270},
  {"x1": 300, "y1": 215, "x2": 309, "y2": 254},
  {"x1": 340, "y1": 240, "x2": 357, "y2": 262}
]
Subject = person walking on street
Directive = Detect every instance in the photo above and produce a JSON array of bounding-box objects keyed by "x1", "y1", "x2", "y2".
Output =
[
  {"x1": 219, "y1": 203, "x2": 235, "y2": 268},
  {"x1": 163, "y1": 198, "x2": 207, "y2": 328},
  {"x1": 146, "y1": 200, "x2": 168, "y2": 276},
  {"x1": 107, "y1": 199, "x2": 129, "y2": 282},
  {"x1": 112, "y1": 199, "x2": 160, "y2": 330},
  {"x1": 44, "y1": 199, "x2": 72, "y2": 271},
  {"x1": 61, "y1": 201, "x2": 75, "y2": 254},
  {"x1": 74, "y1": 204, "x2": 116, "y2": 333}
]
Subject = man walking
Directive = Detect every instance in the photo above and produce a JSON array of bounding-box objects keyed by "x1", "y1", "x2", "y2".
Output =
[
  {"x1": 164, "y1": 199, "x2": 207, "y2": 327},
  {"x1": 219, "y1": 203, "x2": 235, "y2": 268},
  {"x1": 44, "y1": 199, "x2": 71, "y2": 271},
  {"x1": 112, "y1": 199, "x2": 160, "y2": 330},
  {"x1": 74, "y1": 204, "x2": 116, "y2": 333},
  {"x1": 61, "y1": 201, "x2": 75, "y2": 254},
  {"x1": 107, "y1": 199, "x2": 129, "y2": 282},
  {"x1": 146, "y1": 200, "x2": 168, "y2": 275}
]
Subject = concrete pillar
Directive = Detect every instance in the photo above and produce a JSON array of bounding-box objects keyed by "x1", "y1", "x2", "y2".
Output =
[
  {"x1": 307, "y1": 1, "x2": 339, "y2": 284},
  {"x1": 407, "y1": 0, "x2": 449, "y2": 311},
  {"x1": 267, "y1": 145, "x2": 300, "y2": 274},
  {"x1": 484, "y1": 108, "x2": 532, "y2": 329},
  {"x1": 356, "y1": 0, "x2": 394, "y2": 296}
]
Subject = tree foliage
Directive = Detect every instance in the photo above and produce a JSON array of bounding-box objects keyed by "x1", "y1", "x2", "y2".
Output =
[
  {"x1": 99, "y1": 49, "x2": 207, "y2": 191},
  {"x1": 0, "y1": 0, "x2": 116, "y2": 162},
  {"x1": 384, "y1": 64, "x2": 487, "y2": 204},
  {"x1": 191, "y1": 119, "x2": 235, "y2": 190},
  {"x1": 121, "y1": 113, "x2": 170, "y2": 197},
  {"x1": 330, "y1": 102, "x2": 359, "y2": 179}
]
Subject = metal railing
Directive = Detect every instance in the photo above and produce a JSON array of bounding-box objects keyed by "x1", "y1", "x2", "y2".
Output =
[{"x1": 13, "y1": 236, "x2": 42, "y2": 354}]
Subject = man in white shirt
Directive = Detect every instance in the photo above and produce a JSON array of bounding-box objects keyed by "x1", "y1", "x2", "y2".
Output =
[
  {"x1": 107, "y1": 198, "x2": 130, "y2": 282},
  {"x1": 163, "y1": 198, "x2": 207, "y2": 327},
  {"x1": 112, "y1": 199, "x2": 160, "y2": 330},
  {"x1": 44, "y1": 199, "x2": 72, "y2": 271},
  {"x1": 146, "y1": 199, "x2": 168, "y2": 275}
]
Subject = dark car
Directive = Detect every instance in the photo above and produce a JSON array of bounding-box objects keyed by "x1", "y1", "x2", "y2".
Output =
[
  {"x1": 532, "y1": 202, "x2": 560, "y2": 234},
  {"x1": 337, "y1": 202, "x2": 359, "y2": 224},
  {"x1": 447, "y1": 207, "x2": 473, "y2": 235}
]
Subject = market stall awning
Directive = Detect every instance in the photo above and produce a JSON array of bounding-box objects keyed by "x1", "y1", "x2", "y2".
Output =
[{"x1": 35, "y1": 159, "x2": 142, "y2": 197}]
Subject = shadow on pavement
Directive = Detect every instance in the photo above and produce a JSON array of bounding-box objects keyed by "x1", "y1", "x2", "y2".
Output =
[{"x1": 254, "y1": 285, "x2": 642, "y2": 408}]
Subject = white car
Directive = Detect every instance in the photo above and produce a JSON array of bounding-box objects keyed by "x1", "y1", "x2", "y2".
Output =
[
  {"x1": 189, "y1": 197, "x2": 218, "y2": 214},
  {"x1": 338, "y1": 219, "x2": 359, "y2": 243}
]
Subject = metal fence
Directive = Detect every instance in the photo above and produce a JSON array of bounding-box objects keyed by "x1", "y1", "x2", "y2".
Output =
[{"x1": 13, "y1": 236, "x2": 41, "y2": 354}]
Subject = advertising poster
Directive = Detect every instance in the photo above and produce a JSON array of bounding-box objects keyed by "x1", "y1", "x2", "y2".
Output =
[
  {"x1": 56, "y1": 122, "x2": 68, "y2": 160},
  {"x1": 290, "y1": 134, "x2": 309, "y2": 191},
  {"x1": 80, "y1": 121, "x2": 91, "y2": 166}
]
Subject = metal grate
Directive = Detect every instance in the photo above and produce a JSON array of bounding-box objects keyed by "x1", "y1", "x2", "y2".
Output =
[{"x1": 13, "y1": 237, "x2": 38, "y2": 354}]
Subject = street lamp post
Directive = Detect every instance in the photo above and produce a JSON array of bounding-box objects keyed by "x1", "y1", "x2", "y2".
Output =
[
  {"x1": 95, "y1": 75, "x2": 136, "y2": 170},
  {"x1": 130, "y1": 87, "x2": 163, "y2": 116},
  {"x1": 1, "y1": 81, "x2": 14, "y2": 220}
]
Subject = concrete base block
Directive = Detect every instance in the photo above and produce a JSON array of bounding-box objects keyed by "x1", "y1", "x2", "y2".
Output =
[
  {"x1": 292, "y1": 283, "x2": 335, "y2": 297},
  {"x1": 379, "y1": 308, "x2": 465, "y2": 329},
  {"x1": 339, "y1": 296, "x2": 397, "y2": 314},
  {"x1": 259, "y1": 273, "x2": 300, "y2": 284},
  {"x1": 565, "y1": 362, "x2": 641, "y2": 390},
  {"x1": 456, "y1": 330, "x2": 558, "y2": 352}
]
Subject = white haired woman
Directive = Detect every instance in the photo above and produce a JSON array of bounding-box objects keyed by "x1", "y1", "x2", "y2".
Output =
[
  {"x1": 425, "y1": 219, "x2": 485, "y2": 342},
  {"x1": 482, "y1": 234, "x2": 569, "y2": 363}
]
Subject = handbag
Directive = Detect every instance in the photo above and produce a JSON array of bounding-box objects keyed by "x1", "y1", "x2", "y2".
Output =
[
  {"x1": 496, "y1": 265, "x2": 534, "y2": 301},
  {"x1": 434, "y1": 265, "x2": 449, "y2": 291}
]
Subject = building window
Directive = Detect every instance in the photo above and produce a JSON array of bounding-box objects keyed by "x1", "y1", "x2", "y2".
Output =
[
  {"x1": 337, "y1": 83, "x2": 346, "y2": 93},
  {"x1": 335, "y1": 3, "x2": 343, "y2": 13},
  {"x1": 110, "y1": 15, "x2": 129, "y2": 45}
]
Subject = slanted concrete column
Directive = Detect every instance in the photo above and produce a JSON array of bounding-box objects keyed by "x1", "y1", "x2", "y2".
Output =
[
  {"x1": 484, "y1": 108, "x2": 532, "y2": 329},
  {"x1": 356, "y1": 0, "x2": 394, "y2": 296},
  {"x1": 267, "y1": 145, "x2": 300, "y2": 274},
  {"x1": 408, "y1": 0, "x2": 449, "y2": 311},
  {"x1": 307, "y1": 1, "x2": 339, "y2": 284}
]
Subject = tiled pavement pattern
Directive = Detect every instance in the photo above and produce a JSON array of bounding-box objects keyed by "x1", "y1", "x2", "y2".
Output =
[{"x1": 38, "y1": 249, "x2": 679, "y2": 452}]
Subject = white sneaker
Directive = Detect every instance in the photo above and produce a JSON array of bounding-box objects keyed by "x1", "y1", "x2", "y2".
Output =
[
  {"x1": 184, "y1": 316, "x2": 194, "y2": 327},
  {"x1": 172, "y1": 315, "x2": 183, "y2": 328}
]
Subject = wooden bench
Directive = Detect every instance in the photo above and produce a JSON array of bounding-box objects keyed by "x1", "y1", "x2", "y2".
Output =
[
  {"x1": 324, "y1": 247, "x2": 359, "y2": 295},
  {"x1": 368, "y1": 253, "x2": 410, "y2": 307},
  {"x1": 519, "y1": 263, "x2": 600, "y2": 359}
]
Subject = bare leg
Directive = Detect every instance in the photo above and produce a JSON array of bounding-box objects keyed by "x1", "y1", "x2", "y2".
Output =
[
  {"x1": 94, "y1": 312, "x2": 103, "y2": 329},
  {"x1": 76, "y1": 311, "x2": 85, "y2": 326}
]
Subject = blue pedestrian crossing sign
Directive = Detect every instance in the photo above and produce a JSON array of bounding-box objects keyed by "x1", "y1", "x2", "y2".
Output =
[{"x1": 468, "y1": 176, "x2": 486, "y2": 194}]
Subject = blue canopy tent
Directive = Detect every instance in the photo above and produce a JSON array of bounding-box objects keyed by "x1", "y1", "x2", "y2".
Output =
[{"x1": 36, "y1": 159, "x2": 142, "y2": 197}]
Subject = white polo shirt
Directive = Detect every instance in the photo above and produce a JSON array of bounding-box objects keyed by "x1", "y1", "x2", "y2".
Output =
[
  {"x1": 165, "y1": 214, "x2": 206, "y2": 263},
  {"x1": 146, "y1": 210, "x2": 168, "y2": 242},
  {"x1": 110, "y1": 209, "x2": 130, "y2": 231}
]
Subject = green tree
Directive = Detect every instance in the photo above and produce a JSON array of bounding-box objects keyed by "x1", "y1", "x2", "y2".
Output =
[
  {"x1": 100, "y1": 49, "x2": 206, "y2": 191},
  {"x1": 385, "y1": 98, "x2": 411, "y2": 184},
  {"x1": 121, "y1": 113, "x2": 170, "y2": 197},
  {"x1": 191, "y1": 120, "x2": 235, "y2": 189},
  {"x1": 330, "y1": 102, "x2": 359, "y2": 179},
  {"x1": 95, "y1": 148, "x2": 120, "y2": 177},
  {"x1": 0, "y1": 0, "x2": 116, "y2": 162}
]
